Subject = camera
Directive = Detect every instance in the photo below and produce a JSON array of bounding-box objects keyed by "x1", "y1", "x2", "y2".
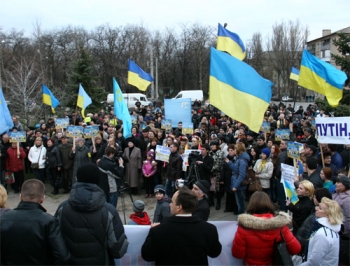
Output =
[
  {"x1": 176, "y1": 179, "x2": 185, "y2": 188},
  {"x1": 188, "y1": 151, "x2": 201, "y2": 164}
]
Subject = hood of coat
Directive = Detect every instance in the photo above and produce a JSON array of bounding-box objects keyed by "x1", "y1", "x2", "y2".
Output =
[
  {"x1": 317, "y1": 217, "x2": 341, "y2": 232},
  {"x1": 238, "y1": 151, "x2": 251, "y2": 162},
  {"x1": 238, "y1": 211, "x2": 291, "y2": 231},
  {"x1": 69, "y1": 182, "x2": 106, "y2": 212}
]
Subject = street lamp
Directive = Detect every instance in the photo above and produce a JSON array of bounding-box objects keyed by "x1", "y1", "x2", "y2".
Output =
[{"x1": 0, "y1": 40, "x2": 5, "y2": 88}]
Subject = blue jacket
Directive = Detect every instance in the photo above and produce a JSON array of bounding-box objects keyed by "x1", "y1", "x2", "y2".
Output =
[{"x1": 227, "y1": 152, "x2": 250, "y2": 190}]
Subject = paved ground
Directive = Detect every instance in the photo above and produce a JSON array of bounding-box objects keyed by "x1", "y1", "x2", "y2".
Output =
[{"x1": 6, "y1": 183, "x2": 237, "y2": 224}]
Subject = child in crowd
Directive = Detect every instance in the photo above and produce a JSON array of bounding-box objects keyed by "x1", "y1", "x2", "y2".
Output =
[
  {"x1": 128, "y1": 200, "x2": 151, "y2": 225},
  {"x1": 153, "y1": 185, "x2": 171, "y2": 223},
  {"x1": 142, "y1": 150, "x2": 157, "y2": 198}
]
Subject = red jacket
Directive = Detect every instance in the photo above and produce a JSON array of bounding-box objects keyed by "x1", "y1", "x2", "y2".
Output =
[
  {"x1": 129, "y1": 212, "x2": 151, "y2": 225},
  {"x1": 6, "y1": 146, "x2": 26, "y2": 172},
  {"x1": 232, "y1": 212, "x2": 301, "y2": 266}
]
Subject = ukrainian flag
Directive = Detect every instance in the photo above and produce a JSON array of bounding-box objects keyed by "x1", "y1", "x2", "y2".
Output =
[
  {"x1": 77, "y1": 84, "x2": 92, "y2": 118},
  {"x1": 217, "y1": 23, "x2": 246, "y2": 60},
  {"x1": 42, "y1": 84, "x2": 60, "y2": 113},
  {"x1": 283, "y1": 179, "x2": 299, "y2": 204},
  {"x1": 113, "y1": 78, "x2": 132, "y2": 138},
  {"x1": 290, "y1": 67, "x2": 300, "y2": 81},
  {"x1": 209, "y1": 47, "x2": 273, "y2": 133},
  {"x1": 298, "y1": 49, "x2": 347, "y2": 107},
  {"x1": 127, "y1": 59, "x2": 154, "y2": 91}
]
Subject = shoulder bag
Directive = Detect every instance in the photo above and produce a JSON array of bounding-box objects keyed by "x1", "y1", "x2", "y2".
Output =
[
  {"x1": 272, "y1": 229, "x2": 293, "y2": 266},
  {"x1": 31, "y1": 148, "x2": 42, "y2": 169}
]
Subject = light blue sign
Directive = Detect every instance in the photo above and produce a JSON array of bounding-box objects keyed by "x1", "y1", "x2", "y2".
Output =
[{"x1": 164, "y1": 98, "x2": 192, "y2": 127}]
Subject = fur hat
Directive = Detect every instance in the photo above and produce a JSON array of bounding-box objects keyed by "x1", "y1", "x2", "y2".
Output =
[
  {"x1": 195, "y1": 180, "x2": 210, "y2": 195},
  {"x1": 154, "y1": 184, "x2": 165, "y2": 195},
  {"x1": 76, "y1": 163, "x2": 100, "y2": 185},
  {"x1": 132, "y1": 200, "x2": 145, "y2": 212}
]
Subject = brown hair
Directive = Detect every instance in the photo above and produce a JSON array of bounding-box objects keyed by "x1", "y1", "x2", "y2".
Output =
[
  {"x1": 235, "y1": 142, "x2": 246, "y2": 156},
  {"x1": 175, "y1": 187, "x2": 198, "y2": 213},
  {"x1": 321, "y1": 167, "x2": 332, "y2": 181},
  {"x1": 0, "y1": 185, "x2": 7, "y2": 208},
  {"x1": 21, "y1": 179, "x2": 45, "y2": 203},
  {"x1": 246, "y1": 191, "x2": 275, "y2": 214}
]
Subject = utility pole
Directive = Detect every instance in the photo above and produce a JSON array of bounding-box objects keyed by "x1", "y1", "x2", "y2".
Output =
[
  {"x1": 155, "y1": 57, "x2": 158, "y2": 99},
  {"x1": 150, "y1": 45, "x2": 154, "y2": 99}
]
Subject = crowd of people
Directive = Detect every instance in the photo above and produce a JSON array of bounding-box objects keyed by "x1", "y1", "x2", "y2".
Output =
[{"x1": 0, "y1": 100, "x2": 349, "y2": 265}]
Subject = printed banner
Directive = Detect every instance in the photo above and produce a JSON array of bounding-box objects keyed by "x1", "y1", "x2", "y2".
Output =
[
  {"x1": 83, "y1": 126, "x2": 99, "y2": 138},
  {"x1": 155, "y1": 145, "x2": 171, "y2": 163},
  {"x1": 316, "y1": 117, "x2": 350, "y2": 145},
  {"x1": 55, "y1": 118, "x2": 69, "y2": 129},
  {"x1": 287, "y1": 142, "x2": 301, "y2": 159},
  {"x1": 281, "y1": 163, "x2": 295, "y2": 184},
  {"x1": 115, "y1": 221, "x2": 242, "y2": 266},
  {"x1": 275, "y1": 129, "x2": 290, "y2": 141},
  {"x1": 164, "y1": 98, "x2": 192, "y2": 127},
  {"x1": 161, "y1": 119, "x2": 172, "y2": 130},
  {"x1": 66, "y1": 126, "x2": 83, "y2": 138},
  {"x1": 130, "y1": 115, "x2": 138, "y2": 125},
  {"x1": 182, "y1": 122, "x2": 194, "y2": 135},
  {"x1": 261, "y1": 122, "x2": 270, "y2": 133},
  {"x1": 9, "y1": 131, "x2": 26, "y2": 142}
]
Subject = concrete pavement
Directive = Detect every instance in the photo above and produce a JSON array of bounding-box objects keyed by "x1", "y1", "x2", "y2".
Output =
[{"x1": 5, "y1": 183, "x2": 237, "y2": 224}]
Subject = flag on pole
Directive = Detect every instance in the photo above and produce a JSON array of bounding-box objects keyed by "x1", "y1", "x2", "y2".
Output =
[
  {"x1": 42, "y1": 84, "x2": 60, "y2": 113},
  {"x1": 298, "y1": 49, "x2": 347, "y2": 107},
  {"x1": 77, "y1": 84, "x2": 92, "y2": 118},
  {"x1": 127, "y1": 59, "x2": 154, "y2": 91},
  {"x1": 113, "y1": 78, "x2": 132, "y2": 138},
  {"x1": 209, "y1": 47, "x2": 273, "y2": 133},
  {"x1": 289, "y1": 67, "x2": 300, "y2": 81},
  {"x1": 0, "y1": 88, "x2": 14, "y2": 134},
  {"x1": 282, "y1": 179, "x2": 299, "y2": 204},
  {"x1": 217, "y1": 23, "x2": 246, "y2": 60}
]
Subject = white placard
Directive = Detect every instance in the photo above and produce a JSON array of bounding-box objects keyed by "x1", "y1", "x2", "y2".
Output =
[
  {"x1": 155, "y1": 145, "x2": 171, "y2": 163},
  {"x1": 316, "y1": 117, "x2": 350, "y2": 144}
]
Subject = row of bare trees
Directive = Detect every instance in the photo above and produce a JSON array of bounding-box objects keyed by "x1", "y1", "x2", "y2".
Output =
[{"x1": 0, "y1": 20, "x2": 308, "y2": 126}]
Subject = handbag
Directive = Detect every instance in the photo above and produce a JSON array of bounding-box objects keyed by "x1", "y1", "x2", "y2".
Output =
[
  {"x1": 5, "y1": 171, "x2": 15, "y2": 184},
  {"x1": 241, "y1": 168, "x2": 255, "y2": 185},
  {"x1": 31, "y1": 147, "x2": 42, "y2": 169},
  {"x1": 272, "y1": 230, "x2": 293, "y2": 266},
  {"x1": 248, "y1": 178, "x2": 263, "y2": 192}
]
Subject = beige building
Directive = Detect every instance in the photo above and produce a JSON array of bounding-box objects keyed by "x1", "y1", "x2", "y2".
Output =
[{"x1": 307, "y1": 26, "x2": 350, "y2": 68}]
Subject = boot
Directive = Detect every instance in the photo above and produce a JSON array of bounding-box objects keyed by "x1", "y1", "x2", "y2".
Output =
[
  {"x1": 215, "y1": 197, "x2": 221, "y2": 210},
  {"x1": 208, "y1": 191, "x2": 215, "y2": 207}
]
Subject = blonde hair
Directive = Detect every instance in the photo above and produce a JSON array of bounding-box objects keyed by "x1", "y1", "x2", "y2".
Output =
[
  {"x1": 235, "y1": 142, "x2": 246, "y2": 156},
  {"x1": 0, "y1": 185, "x2": 8, "y2": 208},
  {"x1": 300, "y1": 180, "x2": 314, "y2": 199},
  {"x1": 321, "y1": 197, "x2": 344, "y2": 225}
]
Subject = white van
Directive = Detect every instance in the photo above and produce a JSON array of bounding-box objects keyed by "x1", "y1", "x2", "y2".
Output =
[
  {"x1": 107, "y1": 93, "x2": 150, "y2": 109},
  {"x1": 173, "y1": 90, "x2": 203, "y2": 104}
]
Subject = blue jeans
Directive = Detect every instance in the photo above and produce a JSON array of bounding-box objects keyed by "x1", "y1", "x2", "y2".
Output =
[
  {"x1": 165, "y1": 179, "x2": 175, "y2": 197},
  {"x1": 108, "y1": 191, "x2": 119, "y2": 208},
  {"x1": 235, "y1": 189, "x2": 245, "y2": 214}
]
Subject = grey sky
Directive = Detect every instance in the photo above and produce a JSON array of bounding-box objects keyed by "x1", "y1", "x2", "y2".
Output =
[{"x1": 1, "y1": 0, "x2": 349, "y2": 44}]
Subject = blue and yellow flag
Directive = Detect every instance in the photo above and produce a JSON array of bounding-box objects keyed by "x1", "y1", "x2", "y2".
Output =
[
  {"x1": 113, "y1": 78, "x2": 132, "y2": 138},
  {"x1": 290, "y1": 67, "x2": 300, "y2": 81},
  {"x1": 217, "y1": 23, "x2": 246, "y2": 60},
  {"x1": 209, "y1": 47, "x2": 273, "y2": 133},
  {"x1": 77, "y1": 84, "x2": 92, "y2": 118},
  {"x1": 283, "y1": 179, "x2": 299, "y2": 204},
  {"x1": 298, "y1": 49, "x2": 347, "y2": 107},
  {"x1": 42, "y1": 84, "x2": 60, "y2": 113},
  {"x1": 127, "y1": 59, "x2": 154, "y2": 91},
  {"x1": 0, "y1": 88, "x2": 14, "y2": 134}
]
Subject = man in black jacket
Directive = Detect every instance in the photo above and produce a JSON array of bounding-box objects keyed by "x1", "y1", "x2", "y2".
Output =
[
  {"x1": 196, "y1": 144, "x2": 214, "y2": 183},
  {"x1": 192, "y1": 180, "x2": 210, "y2": 221},
  {"x1": 141, "y1": 187, "x2": 222, "y2": 265},
  {"x1": 0, "y1": 179, "x2": 71, "y2": 265},
  {"x1": 55, "y1": 163, "x2": 128, "y2": 265},
  {"x1": 165, "y1": 143, "x2": 183, "y2": 197}
]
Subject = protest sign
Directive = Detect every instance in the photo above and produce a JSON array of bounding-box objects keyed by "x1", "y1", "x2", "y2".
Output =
[
  {"x1": 182, "y1": 123, "x2": 194, "y2": 135},
  {"x1": 182, "y1": 149, "x2": 199, "y2": 171},
  {"x1": 161, "y1": 119, "x2": 172, "y2": 130},
  {"x1": 9, "y1": 131, "x2": 26, "y2": 142},
  {"x1": 130, "y1": 115, "x2": 138, "y2": 125},
  {"x1": 55, "y1": 118, "x2": 69, "y2": 129},
  {"x1": 83, "y1": 126, "x2": 99, "y2": 138},
  {"x1": 261, "y1": 122, "x2": 270, "y2": 133},
  {"x1": 287, "y1": 142, "x2": 300, "y2": 159},
  {"x1": 66, "y1": 126, "x2": 83, "y2": 138},
  {"x1": 155, "y1": 145, "x2": 171, "y2": 163},
  {"x1": 164, "y1": 98, "x2": 192, "y2": 127},
  {"x1": 281, "y1": 163, "x2": 295, "y2": 184},
  {"x1": 275, "y1": 129, "x2": 290, "y2": 141},
  {"x1": 316, "y1": 117, "x2": 350, "y2": 145}
]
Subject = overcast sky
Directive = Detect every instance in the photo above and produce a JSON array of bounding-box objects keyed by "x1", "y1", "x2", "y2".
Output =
[{"x1": 1, "y1": 0, "x2": 349, "y2": 44}]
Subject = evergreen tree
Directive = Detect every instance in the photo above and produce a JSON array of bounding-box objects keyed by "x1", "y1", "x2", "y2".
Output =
[{"x1": 68, "y1": 46, "x2": 107, "y2": 113}]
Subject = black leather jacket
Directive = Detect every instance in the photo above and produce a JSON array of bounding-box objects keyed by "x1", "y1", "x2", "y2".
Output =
[{"x1": 0, "y1": 201, "x2": 71, "y2": 265}]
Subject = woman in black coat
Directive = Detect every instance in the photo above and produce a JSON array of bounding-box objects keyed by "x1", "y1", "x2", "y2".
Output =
[
  {"x1": 220, "y1": 144, "x2": 238, "y2": 214},
  {"x1": 46, "y1": 138, "x2": 62, "y2": 194}
]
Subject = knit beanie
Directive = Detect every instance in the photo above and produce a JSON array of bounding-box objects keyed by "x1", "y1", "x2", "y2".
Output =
[
  {"x1": 133, "y1": 200, "x2": 145, "y2": 213},
  {"x1": 195, "y1": 180, "x2": 210, "y2": 195},
  {"x1": 261, "y1": 148, "x2": 271, "y2": 158},
  {"x1": 337, "y1": 176, "x2": 350, "y2": 190},
  {"x1": 154, "y1": 184, "x2": 165, "y2": 195},
  {"x1": 76, "y1": 163, "x2": 100, "y2": 185}
]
